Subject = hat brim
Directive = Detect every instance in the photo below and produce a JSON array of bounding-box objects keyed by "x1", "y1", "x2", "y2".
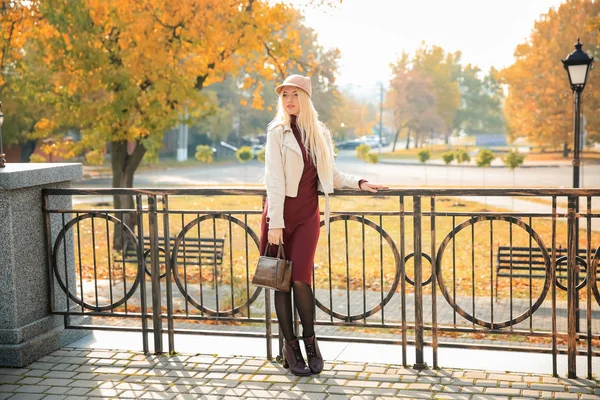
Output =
[{"x1": 275, "y1": 83, "x2": 311, "y2": 97}]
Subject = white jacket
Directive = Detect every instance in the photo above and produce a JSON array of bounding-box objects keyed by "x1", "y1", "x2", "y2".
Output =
[{"x1": 265, "y1": 121, "x2": 360, "y2": 232}]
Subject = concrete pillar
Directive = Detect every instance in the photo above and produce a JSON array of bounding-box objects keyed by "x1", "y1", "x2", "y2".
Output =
[{"x1": 0, "y1": 163, "x2": 88, "y2": 367}]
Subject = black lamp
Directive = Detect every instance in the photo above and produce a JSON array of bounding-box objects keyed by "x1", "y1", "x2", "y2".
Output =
[{"x1": 562, "y1": 39, "x2": 594, "y2": 188}]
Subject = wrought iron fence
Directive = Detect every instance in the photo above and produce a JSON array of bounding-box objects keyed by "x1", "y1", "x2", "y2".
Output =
[{"x1": 43, "y1": 188, "x2": 600, "y2": 378}]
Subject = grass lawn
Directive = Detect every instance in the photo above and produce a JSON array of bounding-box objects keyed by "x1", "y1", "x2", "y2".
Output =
[
  {"x1": 524, "y1": 149, "x2": 600, "y2": 163},
  {"x1": 82, "y1": 157, "x2": 241, "y2": 178},
  {"x1": 379, "y1": 145, "x2": 600, "y2": 164},
  {"x1": 379, "y1": 145, "x2": 473, "y2": 160}
]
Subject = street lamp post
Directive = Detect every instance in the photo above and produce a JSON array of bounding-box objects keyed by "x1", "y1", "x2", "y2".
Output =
[
  {"x1": 562, "y1": 39, "x2": 594, "y2": 188},
  {"x1": 561, "y1": 39, "x2": 593, "y2": 379},
  {"x1": 0, "y1": 101, "x2": 5, "y2": 168}
]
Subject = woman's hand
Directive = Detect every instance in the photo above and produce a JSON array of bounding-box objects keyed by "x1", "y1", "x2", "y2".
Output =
[
  {"x1": 359, "y1": 181, "x2": 389, "y2": 193},
  {"x1": 268, "y1": 228, "x2": 284, "y2": 245}
]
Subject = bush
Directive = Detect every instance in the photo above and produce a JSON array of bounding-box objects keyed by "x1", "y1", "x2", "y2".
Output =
[
  {"x1": 236, "y1": 146, "x2": 254, "y2": 163},
  {"x1": 256, "y1": 147, "x2": 266, "y2": 163},
  {"x1": 195, "y1": 145, "x2": 214, "y2": 163},
  {"x1": 476, "y1": 148, "x2": 495, "y2": 168},
  {"x1": 366, "y1": 152, "x2": 379, "y2": 164},
  {"x1": 417, "y1": 149, "x2": 430, "y2": 164},
  {"x1": 441, "y1": 151, "x2": 454, "y2": 165},
  {"x1": 455, "y1": 148, "x2": 470, "y2": 164},
  {"x1": 502, "y1": 149, "x2": 526, "y2": 170},
  {"x1": 356, "y1": 143, "x2": 371, "y2": 161}
]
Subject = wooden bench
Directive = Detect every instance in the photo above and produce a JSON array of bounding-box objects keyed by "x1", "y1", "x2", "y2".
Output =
[
  {"x1": 121, "y1": 236, "x2": 226, "y2": 279},
  {"x1": 495, "y1": 245, "x2": 598, "y2": 296}
]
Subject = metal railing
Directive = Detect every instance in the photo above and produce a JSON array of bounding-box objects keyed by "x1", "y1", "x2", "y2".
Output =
[{"x1": 43, "y1": 188, "x2": 600, "y2": 378}]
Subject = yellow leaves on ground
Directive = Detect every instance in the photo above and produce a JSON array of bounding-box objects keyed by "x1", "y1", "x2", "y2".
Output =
[{"x1": 70, "y1": 195, "x2": 600, "y2": 303}]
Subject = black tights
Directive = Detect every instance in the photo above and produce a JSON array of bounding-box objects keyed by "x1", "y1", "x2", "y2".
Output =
[{"x1": 275, "y1": 281, "x2": 315, "y2": 341}]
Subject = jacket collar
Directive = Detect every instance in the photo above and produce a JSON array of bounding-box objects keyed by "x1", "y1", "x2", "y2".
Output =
[{"x1": 281, "y1": 123, "x2": 302, "y2": 156}]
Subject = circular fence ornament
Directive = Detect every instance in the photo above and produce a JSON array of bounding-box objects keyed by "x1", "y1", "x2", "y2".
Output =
[
  {"x1": 435, "y1": 216, "x2": 552, "y2": 330},
  {"x1": 52, "y1": 213, "x2": 141, "y2": 312},
  {"x1": 170, "y1": 213, "x2": 262, "y2": 317},
  {"x1": 317, "y1": 215, "x2": 401, "y2": 321}
]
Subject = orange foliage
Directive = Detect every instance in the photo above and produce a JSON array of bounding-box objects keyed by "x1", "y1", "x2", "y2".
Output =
[
  {"x1": 17, "y1": 0, "x2": 309, "y2": 161},
  {"x1": 501, "y1": 0, "x2": 600, "y2": 147}
]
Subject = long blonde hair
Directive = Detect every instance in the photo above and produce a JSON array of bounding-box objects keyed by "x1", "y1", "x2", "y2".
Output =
[{"x1": 268, "y1": 88, "x2": 333, "y2": 171}]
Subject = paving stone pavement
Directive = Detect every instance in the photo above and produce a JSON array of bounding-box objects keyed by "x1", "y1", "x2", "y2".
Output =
[{"x1": 0, "y1": 347, "x2": 599, "y2": 399}]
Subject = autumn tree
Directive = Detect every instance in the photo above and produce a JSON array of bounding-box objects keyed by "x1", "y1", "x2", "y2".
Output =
[
  {"x1": 0, "y1": 1, "x2": 49, "y2": 160},
  {"x1": 331, "y1": 92, "x2": 377, "y2": 141},
  {"x1": 16, "y1": 0, "x2": 312, "y2": 247},
  {"x1": 387, "y1": 54, "x2": 443, "y2": 150},
  {"x1": 501, "y1": 0, "x2": 600, "y2": 154},
  {"x1": 387, "y1": 44, "x2": 460, "y2": 150},
  {"x1": 192, "y1": 9, "x2": 342, "y2": 147},
  {"x1": 412, "y1": 43, "x2": 462, "y2": 143},
  {"x1": 454, "y1": 65, "x2": 505, "y2": 134}
]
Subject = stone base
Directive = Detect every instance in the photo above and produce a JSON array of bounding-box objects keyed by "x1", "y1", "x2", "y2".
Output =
[
  {"x1": 0, "y1": 163, "x2": 85, "y2": 367},
  {"x1": 0, "y1": 315, "x2": 90, "y2": 367}
]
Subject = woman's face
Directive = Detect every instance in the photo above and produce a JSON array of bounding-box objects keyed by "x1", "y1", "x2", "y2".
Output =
[{"x1": 281, "y1": 87, "x2": 300, "y2": 116}]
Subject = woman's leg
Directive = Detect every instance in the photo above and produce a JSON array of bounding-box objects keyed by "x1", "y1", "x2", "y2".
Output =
[
  {"x1": 275, "y1": 290, "x2": 295, "y2": 341},
  {"x1": 293, "y1": 280, "x2": 324, "y2": 374},
  {"x1": 276, "y1": 282, "x2": 311, "y2": 376},
  {"x1": 292, "y1": 281, "x2": 315, "y2": 338}
]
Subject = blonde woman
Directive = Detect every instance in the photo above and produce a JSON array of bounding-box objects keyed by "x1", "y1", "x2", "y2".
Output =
[{"x1": 259, "y1": 74, "x2": 387, "y2": 376}]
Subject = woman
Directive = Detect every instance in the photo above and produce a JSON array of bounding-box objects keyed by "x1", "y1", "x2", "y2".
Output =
[{"x1": 260, "y1": 74, "x2": 387, "y2": 376}]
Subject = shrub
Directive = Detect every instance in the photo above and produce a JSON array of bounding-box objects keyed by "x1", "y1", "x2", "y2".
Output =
[
  {"x1": 256, "y1": 147, "x2": 266, "y2": 163},
  {"x1": 236, "y1": 146, "x2": 254, "y2": 163},
  {"x1": 366, "y1": 152, "x2": 379, "y2": 164},
  {"x1": 476, "y1": 148, "x2": 495, "y2": 168},
  {"x1": 356, "y1": 143, "x2": 371, "y2": 161},
  {"x1": 417, "y1": 149, "x2": 430, "y2": 164},
  {"x1": 455, "y1": 148, "x2": 470, "y2": 164},
  {"x1": 195, "y1": 145, "x2": 214, "y2": 163},
  {"x1": 502, "y1": 149, "x2": 526, "y2": 170},
  {"x1": 441, "y1": 151, "x2": 455, "y2": 165}
]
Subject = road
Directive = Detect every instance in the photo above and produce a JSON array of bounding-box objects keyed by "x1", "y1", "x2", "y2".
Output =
[{"x1": 77, "y1": 151, "x2": 600, "y2": 189}]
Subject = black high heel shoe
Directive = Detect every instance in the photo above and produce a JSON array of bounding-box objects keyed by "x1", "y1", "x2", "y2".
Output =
[
  {"x1": 303, "y1": 335, "x2": 324, "y2": 374},
  {"x1": 282, "y1": 338, "x2": 311, "y2": 376}
]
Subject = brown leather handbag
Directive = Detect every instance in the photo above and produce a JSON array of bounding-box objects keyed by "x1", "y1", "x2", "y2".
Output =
[{"x1": 252, "y1": 244, "x2": 292, "y2": 292}]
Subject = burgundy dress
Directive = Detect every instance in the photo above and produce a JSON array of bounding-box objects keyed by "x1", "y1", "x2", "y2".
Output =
[{"x1": 259, "y1": 116, "x2": 320, "y2": 286}]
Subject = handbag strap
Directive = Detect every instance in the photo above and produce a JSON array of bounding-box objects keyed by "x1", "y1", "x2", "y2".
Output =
[
  {"x1": 264, "y1": 243, "x2": 286, "y2": 260},
  {"x1": 276, "y1": 244, "x2": 286, "y2": 260}
]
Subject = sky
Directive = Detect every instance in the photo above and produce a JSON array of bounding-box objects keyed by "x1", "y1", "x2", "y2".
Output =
[{"x1": 289, "y1": 0, "x2": 566, "y2": 95}]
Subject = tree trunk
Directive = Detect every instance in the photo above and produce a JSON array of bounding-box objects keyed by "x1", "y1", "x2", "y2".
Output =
[
  {"x1": 562, "y1": 142, "x2": 570, "y2": 158},
  {"x1": 405, "y1": 129, "x2": 412, "y2": 150},
  {"x1": 20, "y1": 139, "x2": 37, "y2": 162},
  {"x1": 392, "y1": 128, "x2": 400, "y2": 152},
  {"x1": 112, "y1": 140, "x2": 147, "y2": 250}
]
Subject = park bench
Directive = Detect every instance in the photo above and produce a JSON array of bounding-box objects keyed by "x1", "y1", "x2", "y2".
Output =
[
  {"x1": 121, "y1": 235, "x2": 226, "y2": 279},
  {"x1": 495, "y1": 245, "x2": 598, "y2": 297}
]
